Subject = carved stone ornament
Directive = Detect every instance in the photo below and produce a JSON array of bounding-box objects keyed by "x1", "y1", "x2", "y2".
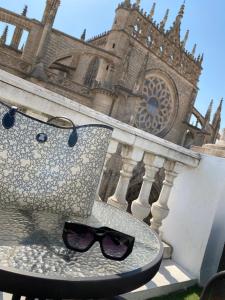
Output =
[{"x1": 135, "y1": 75, "x2": 177, "y2": 137}]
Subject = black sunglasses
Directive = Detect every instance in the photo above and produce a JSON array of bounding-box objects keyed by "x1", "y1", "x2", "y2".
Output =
[{"x1": 62, "y1": 222, "x2": 135, "y2": 261}]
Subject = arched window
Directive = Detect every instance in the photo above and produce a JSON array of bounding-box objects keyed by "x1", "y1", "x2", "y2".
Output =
[{"x1": 84, "y1": 57, "x2": 100, "y2": 87}]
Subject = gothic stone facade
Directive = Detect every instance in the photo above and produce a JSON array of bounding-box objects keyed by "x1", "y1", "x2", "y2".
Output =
[
  {"x1": 0, "y1": 0, "x2": 222, "y2": 148},
  {"x1": 0, "y1": 0, "x2": 223, "y2": 205}
]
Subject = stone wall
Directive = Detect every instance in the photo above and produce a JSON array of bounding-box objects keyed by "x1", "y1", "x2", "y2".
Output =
[
  {"x1": 145, "y1": 54, "x2": 197, "y2": 144},
  {"x1": 0, "y1": 1, "x2": 220, "y2": 150}
]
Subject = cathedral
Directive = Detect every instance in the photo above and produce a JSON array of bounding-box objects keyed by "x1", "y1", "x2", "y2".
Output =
[{"x1": 0, "y1": 0, "x2": 222, "y2": 149}]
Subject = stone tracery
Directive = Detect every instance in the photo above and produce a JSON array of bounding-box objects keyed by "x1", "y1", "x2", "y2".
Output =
[{"x1": 135, "y1": 76, "x2": 176, "y2": 136}]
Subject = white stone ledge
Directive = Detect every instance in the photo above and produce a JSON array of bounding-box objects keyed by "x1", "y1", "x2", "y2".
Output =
[
  {"x1": 123, "y1": 260, "x2": 197, "y2": 300},
  {"x1": 0, "y1": 69, "x2": 200, "y2": 167}
]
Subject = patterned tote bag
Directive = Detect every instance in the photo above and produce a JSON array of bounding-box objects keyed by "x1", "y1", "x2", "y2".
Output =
[{"x1": 0, "y1": 101, "x2": 113, "y2": 217}]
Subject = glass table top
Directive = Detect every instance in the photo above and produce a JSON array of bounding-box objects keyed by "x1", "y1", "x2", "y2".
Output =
[{"x1": 0, "y1": 201, "x2": 162, "y2": 280}]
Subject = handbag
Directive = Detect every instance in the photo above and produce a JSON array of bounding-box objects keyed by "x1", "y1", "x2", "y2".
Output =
[{"x1": 0, "y1": 101, "x2": 113, "y2": 217}]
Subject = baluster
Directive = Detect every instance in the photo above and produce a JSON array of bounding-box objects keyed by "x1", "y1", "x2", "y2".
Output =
[
  {"x1": 150, "y1": 160, "x2": 184, "y2": 237},
  {"x1": 107, "y1": 145, "x2": 144, "y2": 210},
  {"x1": 131, "y1": 154, "x2": 165, "y2": 220},
  {"x1": 97, "y1": 139, "x2": 118, "y2": 200}
]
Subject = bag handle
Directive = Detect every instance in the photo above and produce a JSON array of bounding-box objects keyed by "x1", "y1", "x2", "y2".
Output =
[
  {"x1": 47, "y1": 117, "x2": 78, "y2": 147},
  {"x1": 47, "y1": 116, "x2": 75, "y2": 128}
]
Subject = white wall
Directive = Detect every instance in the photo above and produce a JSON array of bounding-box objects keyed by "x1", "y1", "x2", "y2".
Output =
[
  {"x1": 200, "y1": 182, "x2": 225, "y2": 285},
  {"x1": 162, "y1": 154, "x2": 225, "y2": 281}
]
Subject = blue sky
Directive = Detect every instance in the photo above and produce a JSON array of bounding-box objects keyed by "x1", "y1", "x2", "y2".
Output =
[{"x1": 0, "y1": 0, "x2": 225, "y2": 128}]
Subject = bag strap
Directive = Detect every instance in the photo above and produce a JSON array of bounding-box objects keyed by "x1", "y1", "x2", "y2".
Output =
[{"x1": 47, "y1": 117, "x2": 78, "y2": 147}]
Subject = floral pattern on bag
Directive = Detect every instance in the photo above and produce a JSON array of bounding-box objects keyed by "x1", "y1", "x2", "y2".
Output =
[{"x1": 0, "y1": 103, "x2": 112, "y2": 217}]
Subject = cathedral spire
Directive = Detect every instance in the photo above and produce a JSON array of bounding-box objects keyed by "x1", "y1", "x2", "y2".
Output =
[
  {"x1": 136, "y1": 0, "x2": 141, "y2": 8},
  {"x1": 22, "y1": 5, "x2": 28, "y2": 16},
  {"x1": 192, "y1": 44, "x2": 197, "y2": 56},
  {"x1": 159, "y1": 9, "x2": 169, "y2": 30},
  {"x1": 167, "y1": 2, "x2": 185, "y2": 45},
  {"x1": 178, "y1": 1, "x2": 185, "y2": 20},
  {"x1": 213, "y1": 98, "x2": 223, "y2": 128},
  {"x1": 123, "y1": 0, "x2": 131, "y2": 8},
  {"x1": 149, "y1": 2, "x2": 156, "y2": 20},
  {"x1": 205, "y1": 99, "x2": 213, "y2": 122},
  {"x1": 81, "y1": 29, "x2": 86, "y2": 41},
  {"x1": 181, "y1": 29, "x2": 189, "y2": 48},
  {"x1": 0, "y1": 26, "x2": 8, "y2": 45},
  {"x1": 200, "y1": 53, "x2": 204, "y2": 65}
]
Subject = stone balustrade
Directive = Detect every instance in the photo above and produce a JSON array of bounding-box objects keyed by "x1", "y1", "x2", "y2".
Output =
[
  {"x1": 150, "y1": 161, "x2": 184, "y2": 236},
  {"x1": 0, "y1": 69, "x2": 201, "y2": 237},
  {"x1": 108, "y1": 145, "x2": 144, "y2": 210},
  {"x1": 131, "y1": 154, "x2": 165, "y2": 221}
]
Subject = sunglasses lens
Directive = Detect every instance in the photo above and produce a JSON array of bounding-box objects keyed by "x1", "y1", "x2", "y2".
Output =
[
  {"x1": 65, "y1": 226, "x2": 94, "y2": 251},
  {"x1": 102, "y1": 233, "x2": 129, "y2": 259}
]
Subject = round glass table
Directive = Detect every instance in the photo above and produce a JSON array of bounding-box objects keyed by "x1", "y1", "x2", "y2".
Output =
[{"x1": 0, "y1": 201, "x2": 163, "y2": 299}]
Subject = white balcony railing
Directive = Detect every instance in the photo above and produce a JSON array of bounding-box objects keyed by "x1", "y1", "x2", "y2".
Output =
[{"x1": 0, "y1": 70, "x2": 201, "y2": 237}]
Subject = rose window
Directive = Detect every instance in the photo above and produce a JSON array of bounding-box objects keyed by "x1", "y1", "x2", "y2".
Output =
[{"x1": 135, "y1": 76, "x2": 176, "y2": 136}]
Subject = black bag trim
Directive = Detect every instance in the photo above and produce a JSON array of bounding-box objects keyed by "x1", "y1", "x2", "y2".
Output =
[
  {"x1": 2, "y1": 106, "x2": 18, "y2": 129},
  {"x1": 36, "y1": 133, "x2": 48, "y2": 143},
  {"x1": 0, "y1": 100, "x2": 113, "y2": 131},
  {"x1": 47, "y1": 117, "x2": 78, "y2": 147}
]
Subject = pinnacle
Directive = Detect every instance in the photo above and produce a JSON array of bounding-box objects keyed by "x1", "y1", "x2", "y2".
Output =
[
  {"x1": 81, "y1": 29, "x2": 86, "y2": 41},
  {"x1": 192, "y1": 44, "x2": 197, "y2": 56},
  {"x1": 22, "y1": 5, "x2": 28, "y2": 16},
  {"x1": 206, "y1": 99, "x2": 213, "y2": 117},
  {"x1": 166, "y1": 2, "x2": 186, "y2": 46},
  {"x1": 181, "y1": 29, "x2": 189, "y2": 48},
  {"x1": 0, "y1": 26, "x2": 8, "y2": 45},
  {"x1": 159, "y1": 9, "x2": 169, "y2": 30},
  {"x1": 149, "y1": 2, "x2": 156, "y2": 20},
  {"x1": 136, "y1": 0, "x2": 141, "y2": 6}
]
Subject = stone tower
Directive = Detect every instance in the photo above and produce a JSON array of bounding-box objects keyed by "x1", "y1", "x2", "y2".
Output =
[{"x1": 90, "y1": 0, "x2": 204, "y2": 145}]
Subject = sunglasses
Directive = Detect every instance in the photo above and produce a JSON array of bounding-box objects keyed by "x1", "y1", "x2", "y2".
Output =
[{"x1": 62, "y1": 222, "x2": 135, "y2": 261}]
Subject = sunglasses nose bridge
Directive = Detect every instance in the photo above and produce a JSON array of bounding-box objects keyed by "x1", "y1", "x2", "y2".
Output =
[{"x1": 94, "y1": 229, "x2": 106, "y2": 240}]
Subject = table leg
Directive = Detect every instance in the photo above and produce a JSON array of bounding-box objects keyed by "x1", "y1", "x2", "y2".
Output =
[{"x1": 11, "y1": 295, "x2": 21, "y2": 300}]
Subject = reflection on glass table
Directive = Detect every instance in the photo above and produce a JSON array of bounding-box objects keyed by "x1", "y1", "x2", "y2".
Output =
[{"x1": 0, "y1": 201, "x2": 163, "y2": 299}]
